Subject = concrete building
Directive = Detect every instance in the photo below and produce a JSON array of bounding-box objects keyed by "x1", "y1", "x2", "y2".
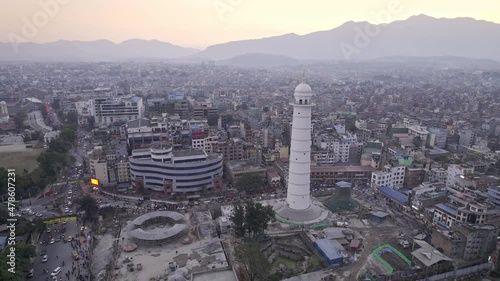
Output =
[
  {"x1": 459, "y1": 129, "x2": 476, "y2": 147},
  {"x1": 126, "y1": 117, "x2": 169, "y2": 149},
  {"x1": 193, "y1": 104, "x2": 218, "y2": 119},
  {"x1": 427, "y1": 168, "x2": 448, "y2": 183},
  {"x1": 44, "y1": 130, "x2": 60, "y2": 144},
  {"x1": 0, "y1": 101, "x2": 8, "y2": 115},
  {"x1": 212, "y1": 138, "x2": 244, "y2": 161},
  {"x1": 225, "y1": 160, "x2": 267, "y2": 185},
  {"x1": 404, "y1": 168, "x2": 426, "y2": 189},
  {"x1": 370, "y1": 165, "x2": 406, "y2": 190},
  {"x1": 408, "y1": 125, "x2": 430, "y2": 147},
  {"x1": 89, "y1": 158, "x2": 109, "y2": 185},
  {"x1": 433, "y1": 192, "x2": 499, "y2": 229},
  {"x1": 116, "y1": 159, "x2": 130, "y2": 183},
  {"x1": 93, "y1": 96, "x2": 145, "y2": 126},
  {"x1": 129, "y1": 144, "x2": 223, "y2": 193},
  {"x1": 446, "y1": 164, "x2": 474, "y2": 188},
  {"x1": 487, "y1": 186, "x2": 500, "y2": 208},
  {"x1": 432, "y1": 223, "x2": 497, "y2": 261},
  {"x1": 429, "y1": 128, "x2": 448, "y2": 149}
]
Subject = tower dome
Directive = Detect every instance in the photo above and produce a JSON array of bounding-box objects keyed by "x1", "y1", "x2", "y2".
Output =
[{"x1": 294, "y1": 82, "x2": 312, "y2": 93}]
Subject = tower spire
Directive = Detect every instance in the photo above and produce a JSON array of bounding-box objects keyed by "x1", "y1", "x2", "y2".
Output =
[{"x1": 302, "y1": 69, "x2": 306, "y2": 82}]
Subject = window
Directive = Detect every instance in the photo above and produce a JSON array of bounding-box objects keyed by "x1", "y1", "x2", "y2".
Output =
[{"x1": 299, "y1": 99, "x2": 303, "y2": 104}]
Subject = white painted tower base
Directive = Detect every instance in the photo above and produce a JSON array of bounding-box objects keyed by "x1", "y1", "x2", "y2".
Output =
[{"x1": 275, "y1": 82, "x2": 322, "y2": 223}]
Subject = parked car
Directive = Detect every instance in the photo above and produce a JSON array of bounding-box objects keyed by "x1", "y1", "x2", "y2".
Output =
[{"x1": 42, "y1": 255, "x2": 48, "y2": 263}]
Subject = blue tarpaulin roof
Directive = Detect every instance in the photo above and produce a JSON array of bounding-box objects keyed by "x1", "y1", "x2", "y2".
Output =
[
  {"x1": 435, "y1": 203, "x2": 458, "y2": 216},
  {"x1": 380, "y1": 186, "x2": 408, "y2": 204},
  {"x1": 315, "y1": 239, "x2": 343, "y2": 261}
]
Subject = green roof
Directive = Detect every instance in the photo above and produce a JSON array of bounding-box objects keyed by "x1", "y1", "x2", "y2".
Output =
[{"x1": 392, "y1": 128, "x2": 408, "y2": 134}]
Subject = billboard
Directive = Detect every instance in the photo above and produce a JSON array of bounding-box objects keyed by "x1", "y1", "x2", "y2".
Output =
[
  {"x1": 90, "y1": 178, "x2": 99, "y2": 186},
  {"x1": 44, "y1": 216, "x2": 76, "y2": 224}
]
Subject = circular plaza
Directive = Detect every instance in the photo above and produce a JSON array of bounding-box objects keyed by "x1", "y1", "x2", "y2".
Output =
[{"x1": 128, "y1": 211, "x2": 187, "y2": 246}]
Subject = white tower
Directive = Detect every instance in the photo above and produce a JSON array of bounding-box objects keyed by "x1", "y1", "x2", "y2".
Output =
[{"x1": 286, "y1": 82, "x2": 313, "y2": 210}]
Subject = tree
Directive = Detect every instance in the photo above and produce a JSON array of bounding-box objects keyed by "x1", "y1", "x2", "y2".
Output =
[
  {"x1": 51, "y1": 99, "x2": 60, "y2": 110},
  {"x1": 87, "y1": 116, "x2": 95, "y2": 128},
  {"x1": 235, "y1": 174, "x2": 265, "y2": 192},
  {"x1": 75, "y1": 194, "x2": 98, "y2": 222},
  {"x1": 234, "y1": 242, "x2": 270, "y2": 281},
  {"x1": 412, "y1": 136, "x2": 423, "y2": 148},
  {"x1": 13, "y1": 111, "x2": 26, "y2": 130},
  {"x1": 0, "y1": 243, "x2": 35, "y2": 281},
  {"x1": 32, "y1": 217, "x2": 47, "y2": 233},
  {"x1": 39, "y1": 104, "x2": 48, "y2": 119},
  {"x1": 463, "y1": 152, "x2": 481, "y2": 162},
  {"x1": 229, "y1": 201, "x2": 275, "y2": 238},
  {"x1": 244, "y1": 201, "x2": 275, "y2": 237},
  {"x1": 230, "y1": 203, "x2": 246, "y2": 237},
  {"x1": 65, "y1": 112, "x2": 78, "y2": 125},
  {"x1": 207, "y1": 114, "x2": 219, "y2": 126}
]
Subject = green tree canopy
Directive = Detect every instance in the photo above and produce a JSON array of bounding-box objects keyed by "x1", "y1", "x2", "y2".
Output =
[
  {"x1": 207, "y1": 114, "x2": 219, "y2": 126},
  {"x1": 0, "y1": 243, "x2": 36, "y2": 281},
  {"x1": 235, "y1": 174, "x2": 265, "y2": 192},
  {"x1": 75, "y1": 194, "x2": 98, "y2": 222},
  {"x1": 234, "y1": 242, "x2": 270, "y2": 281},
  {"x1": 229, "y1": 201, "x2": 275, "y2": 238},
  {"x1": 230, "y1": 203, "x2": 246, "y2": 238},
  {"x1": 13, "y1": 111, "x2": 26, "y2": 130}
]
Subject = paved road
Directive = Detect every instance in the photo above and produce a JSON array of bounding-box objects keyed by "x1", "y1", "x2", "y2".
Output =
[
  {"x1": 31, "y1": 220, "x2": 78, "y2": 280},
  {"x1": 28, "y1": 111, "x2": 53, "y2": 133}
]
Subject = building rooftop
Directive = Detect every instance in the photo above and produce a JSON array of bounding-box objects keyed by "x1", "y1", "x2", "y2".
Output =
[
  {"x1": 129, "y1": 224, "x2": 187, "y2": 241},
  {"x1": 435, "y1": 203, "x2": 458, "y2": 216},
  {"x1": 172, "y1": 149, "x2": 207, "y2": 158},
  {"x1": 380, "y1": 186, "x2": 408, "y2": 204},
  {"x1": 411, "y1": 240, "x2": 452, "y2": 267},
  {"x1": 127, "y1": 118, "x2": 150, "y2": 128},
  {"x1": 315, "y1": 239, "x2": 343, "y2": 261},
  {"x1": 131, "y1": 211, "x2": 185, "y2": 226}
]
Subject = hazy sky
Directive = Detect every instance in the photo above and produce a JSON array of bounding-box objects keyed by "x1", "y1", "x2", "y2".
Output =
[{"x1": 1, "y1": 0, "x2": 499, "y2": 49}]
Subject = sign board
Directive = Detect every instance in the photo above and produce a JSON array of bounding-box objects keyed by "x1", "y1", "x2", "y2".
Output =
[{"x1": 90, "y1": 178, "x2": 99, "y2": 186}]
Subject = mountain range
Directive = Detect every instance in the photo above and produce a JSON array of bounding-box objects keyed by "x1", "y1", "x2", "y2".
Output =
[{"x1": 1, "y1": 15, "x2": 500, "y2": 63}]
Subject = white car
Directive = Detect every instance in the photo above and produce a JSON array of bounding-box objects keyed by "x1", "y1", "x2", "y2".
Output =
[
  {"x1": 64, "y1": 208, "x2": 69, "y2": 213},
  {"x1": 51, "y1": 267, "x2": 61, "y2": 276},
  {"x1": 42, "y1": 255, "x2": 48, "y2": 263},
  {"x1": 50, "y1": 239, "x2": 55, "y2": 244}
]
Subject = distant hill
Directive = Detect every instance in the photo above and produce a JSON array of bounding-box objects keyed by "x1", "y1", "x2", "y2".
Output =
[
  {"x1": 218, "y1": 53, "x2": 300, "y2": 68},
  {"x1": 0, "y1": 39, "x2": 199, "y2": 61},
  {"x1": 2, "y1": 15, "x2": 500, "y2": 62},
  {"x1": 195, "y1": 15, "x2": 500, "y2": 61}
]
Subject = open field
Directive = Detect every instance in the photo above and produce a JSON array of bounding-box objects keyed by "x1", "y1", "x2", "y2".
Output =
[{"x1": 0, "y1": 144, "x2": 42, "y2": 172}]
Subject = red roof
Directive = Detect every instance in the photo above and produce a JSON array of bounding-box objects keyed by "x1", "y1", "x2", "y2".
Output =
[{"x1": 350, "y1": 239, "x2": 361, "y2": 248}]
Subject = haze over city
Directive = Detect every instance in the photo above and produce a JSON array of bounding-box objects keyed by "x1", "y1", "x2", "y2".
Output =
[
  {"x1": 1, "y1": 0, "x2": 500, "y2": 48},
  {"x1": 1, "y1": 1, "x2": 500, "y2": 281}
]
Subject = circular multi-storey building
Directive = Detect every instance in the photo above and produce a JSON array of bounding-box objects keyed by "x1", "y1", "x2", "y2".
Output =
[{"x1": 129, "y1": 144, "x2": 223, "y2": 193}]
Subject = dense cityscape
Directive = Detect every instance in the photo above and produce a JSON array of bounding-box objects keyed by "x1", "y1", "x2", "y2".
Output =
[
  {"x1": 0, "y1": 58, "x2": 499, "y2": 281},
  {"x1": 1, "y1": 1, "x2": 500, "y2": 281}
]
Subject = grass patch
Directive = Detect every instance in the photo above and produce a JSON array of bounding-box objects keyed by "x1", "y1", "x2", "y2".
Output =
[
  {"x1": 271, "y1": 256, "x2": 297, "y2": 271},
  {"x1": 0, "y1": 149, "x2": 42, "y2": 172}
]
